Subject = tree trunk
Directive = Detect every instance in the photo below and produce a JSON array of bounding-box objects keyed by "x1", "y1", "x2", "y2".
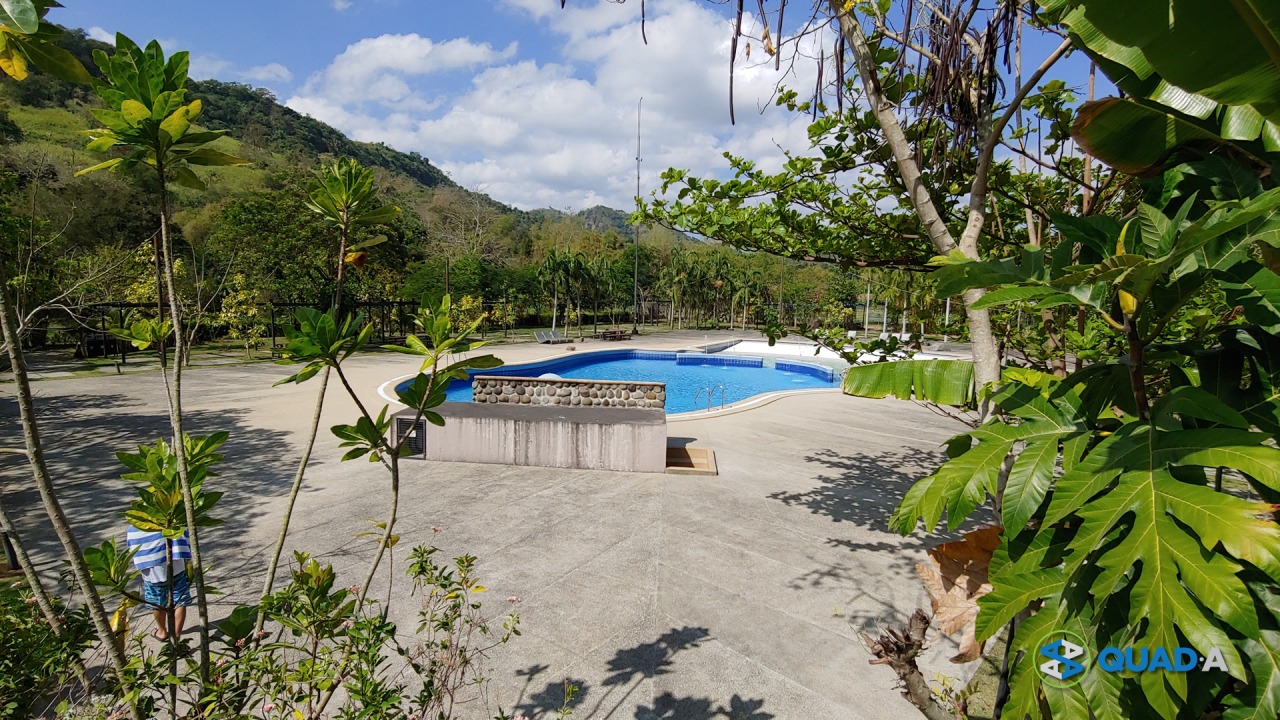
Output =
[
  {"x1": 152, "y1": 233, "x2": 167, "y2": 369},
  {"x1": 864, "y1": 609, "x2": 956, "y2": 720},
  {"x1": 832, "y1": 4, "x2": 1005, "y2": 394},
  {"x1": 155, "y1": 165, "x2": 211, "y2": 677},
  {"x1": 0, "y1": 269, "x2": 138, "y2": 718},
  {"x1": 550, "y1": 287, "x2": 558, "y2": 333},
  {"x1": 164, "y1": 540, "x2": 177, "y2": 720},
  {"x1": 255, "y1": 368, "x2": 330, "y2": 634},
  {"x1": 258, "y1": 223, "x2": 349, "y2": 632},
  {"x1": 310, "y1": 447, "x2": 402, "y2": 720},
  {"x1": 0, "y1": 494, "x2": 64, "y2": 635}
]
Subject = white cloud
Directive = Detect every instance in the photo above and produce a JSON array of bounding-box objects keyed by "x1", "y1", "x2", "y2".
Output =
[
  {"x1": 189, "y1": 54, "x2": 232, "y2": 81},
  {"x1": 86, "y1": 26, "x2": 114, "y2": 44},
  {"x1": 242, "y1": 63, "x2": 294, "y2": 84},
  {"x1": 332, "y1": 0, "x2": 352, "y2": 10},
  {"x1": 288, "y1": 0, "x2": 829, "y2": 210}
]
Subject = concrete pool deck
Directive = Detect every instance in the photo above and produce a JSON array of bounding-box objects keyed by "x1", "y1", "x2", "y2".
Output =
[{"x1": 2, "y1": 330, "x2": 984, "y2": 719}]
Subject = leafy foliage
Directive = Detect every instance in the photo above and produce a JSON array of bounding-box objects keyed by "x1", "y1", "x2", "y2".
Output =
[
  {"x1": 117, "y1": 433, "x2": 227, "y2": 536},
  {"x1": 272, "y1": 307, "x2": 372, "y2": 385},
  {"x1": 0, "y1": 583, "x2": 94, "y2": 720},
  {"x1": 77, "y1": 34, "x2": 247, "y2": 186},
  {"x1": 842, "y1": 358, "x2": 975, "y2": 407},
  {"x1": 892, "y1": 157, "x2": 1280, "y2": 717},
  {"x1": 1044, "y1": 0, "x2": 1280, "y2": 173},
  {"x1": 0, "y1": 0, "x2": 91, "y2": 84}
]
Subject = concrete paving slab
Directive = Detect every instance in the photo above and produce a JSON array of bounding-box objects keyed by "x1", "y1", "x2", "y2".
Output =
[{"x1": 1, "y1": 332, "x2": 987, "y2": 718}]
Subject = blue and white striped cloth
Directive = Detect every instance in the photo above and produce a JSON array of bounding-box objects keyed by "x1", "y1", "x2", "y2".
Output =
[{"x1": 126, "y1": 526, "x2": 191, "y2": 573}]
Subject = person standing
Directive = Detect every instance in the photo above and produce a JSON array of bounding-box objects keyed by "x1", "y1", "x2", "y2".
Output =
[{"x1": 126, "y1": 524, "x2": 192, "y2": 640}]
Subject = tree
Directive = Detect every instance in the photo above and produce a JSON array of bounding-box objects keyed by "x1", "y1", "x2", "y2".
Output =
[
  {"x1": 217, "y1": 273, "x2": 266, "y2": 358},
  {"x1": 539, "y1": 249, "x2": 571, "y2": 332},
  {"x1": 260, "y1": 157, "x2": 400, "y2": 633},
  {"x1": 79, "y1": 32, "x2": 248, "y2": 678},
  {"x1": 636, "y1": 0, "x2": 1081, "y2": 403},
  {"x1": 0, "y1": 5, "x2": 139, "y2": 712},
  {"x1": 853, "y1": 1, "x2": 1280, "y2": 716},
  {"x1": 415, "y1": 186, "x2": 507, "y2": 293}
]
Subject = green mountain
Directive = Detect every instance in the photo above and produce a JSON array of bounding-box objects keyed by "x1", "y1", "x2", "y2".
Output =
[
  {"x1": 190, "y1": 80, "x2": 455, "y2": 190},
  {"x1": 0, "y1": 25, "x2": 722, "y2": 322}
]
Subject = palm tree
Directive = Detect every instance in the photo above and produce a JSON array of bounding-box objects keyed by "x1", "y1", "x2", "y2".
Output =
[
  {"x1": 586, "y1": 255, "x2": 611, "y2": 335},
  {"x1": 568, "y1": 251, "x2": 588, "y2": 338},
  {"x1": 539, "y1": 250, "x2": 568, "y2": 333},
  {"x1": 707, "y1": 252, "x2": 733, "y2": 327},
  {"x1": 658, "y1": 249, "x2": 687, "y2": 330}
]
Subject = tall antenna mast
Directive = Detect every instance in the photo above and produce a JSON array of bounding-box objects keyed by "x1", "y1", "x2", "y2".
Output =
[{"x1": 633, "y1": 96, "x2": 642, "y2": 334}]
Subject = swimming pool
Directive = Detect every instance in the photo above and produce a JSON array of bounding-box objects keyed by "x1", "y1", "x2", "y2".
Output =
[{"x1": 410, "y1": 350, "x2": 838, "y2": 414}]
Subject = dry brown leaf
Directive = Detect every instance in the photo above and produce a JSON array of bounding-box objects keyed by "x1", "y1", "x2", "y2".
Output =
[{"x1": 914, "y1": 525, "x2": 1000, "y2": 663}]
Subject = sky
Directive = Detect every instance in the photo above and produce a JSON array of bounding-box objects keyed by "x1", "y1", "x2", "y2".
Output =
[{"x1": 53, "y1": 0, "x2": 1098, "y2": 212}]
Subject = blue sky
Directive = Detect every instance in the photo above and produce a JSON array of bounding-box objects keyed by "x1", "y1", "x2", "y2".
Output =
[{"x1": 53, "y1": 1, "x2": 1100, "y2": 211}]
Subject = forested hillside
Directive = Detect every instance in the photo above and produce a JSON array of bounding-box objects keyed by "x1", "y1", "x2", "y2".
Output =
[{"x1": 0, "y1": 27, "x2": 876, "y2": 352}]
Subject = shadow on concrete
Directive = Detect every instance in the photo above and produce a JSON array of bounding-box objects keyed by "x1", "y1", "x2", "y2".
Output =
[
  {"x1": 0, "y1": 389, "x2": 304, "y2": 613},
  {"x1": 773, "y1": 447, "x2": 983, "y2": 652},
  {"x1": 514, "y1": 626, "x2": 772, "y2": 719},
  {"x1": 769, "y1": 446, "x2": 946, "y2": 529}
]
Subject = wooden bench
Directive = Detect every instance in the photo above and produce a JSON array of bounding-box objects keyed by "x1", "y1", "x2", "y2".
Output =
[{"x1": 597, "y1": 329, "x2": 630, "y2": 341}]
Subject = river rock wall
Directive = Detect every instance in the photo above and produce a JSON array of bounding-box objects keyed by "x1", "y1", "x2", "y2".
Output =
[{"x1": 471, "y1": 376, "x2": 666, "y2": 410}]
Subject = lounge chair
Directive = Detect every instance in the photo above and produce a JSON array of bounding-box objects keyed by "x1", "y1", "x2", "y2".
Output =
[
  {"x1": 535, "y1": 331, "x2": 550, "y2": 344},
  {"x1": 548, "y1": 330, "x2": 571, "y2": 343}
]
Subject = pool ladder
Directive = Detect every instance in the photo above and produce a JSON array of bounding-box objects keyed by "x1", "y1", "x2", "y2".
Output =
[{"x1": 694, "y1": 384, "x2": 725, "y2": 412}]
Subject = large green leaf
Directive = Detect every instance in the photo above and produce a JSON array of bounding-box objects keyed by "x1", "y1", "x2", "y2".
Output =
[
  {"x1": 1049, "y1": 0, "x2": 1280, "y2": 173},
  {"x1": 1072, "y1": 97, "x2": 1230, "y2": 176},
  {"x1": 1047, "y1": 0, "x2": 1280, "y2": 125},
  {"x1": 11, "y1": 31, "x2": 91, "y2": 83},
  {"x1": 1001, "y1": 438, "x2": 1059, "y2": 531},
  {"x1": 0, "y1": 0, "x2": 38, "y2": 33},
  {"x1": 901, "y1": 365, "x2": 1280, "y2": 716},
  {"x1": 975, "y1": 567, "x2": 1064, "y2": 640},
  {"x1": 929, "y1": 246, "x2": 1046, "y2": 297},
  {"x1": 841, "y1": 358, "x2": 974, "y2": 407},
  {"x1": 1224, "y1": 630, "x2": 1280, "y2": 720},
  {"x1": 1219, "y1": 261, "x2": 1280, "y2": 333}
]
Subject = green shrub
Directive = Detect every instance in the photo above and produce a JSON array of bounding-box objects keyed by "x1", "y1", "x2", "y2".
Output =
[{"x1": 0, "y1": 583, "x2": 94, "y2": 719}]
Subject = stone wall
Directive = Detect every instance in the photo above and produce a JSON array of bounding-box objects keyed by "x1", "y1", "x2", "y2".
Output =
[{"x1": 471, "y1": 376, "x2": 666, "y2": 410}]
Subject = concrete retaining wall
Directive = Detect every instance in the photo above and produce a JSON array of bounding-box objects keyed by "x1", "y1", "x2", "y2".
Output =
[
  {"x1": 397, "y1": 404, "x2": 667, "y2": 473},
  {"x1": 471, "y1": 375, "x2": 666, "y2": 410}
]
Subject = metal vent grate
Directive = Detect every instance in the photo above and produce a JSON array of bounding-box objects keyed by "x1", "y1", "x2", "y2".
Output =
[{"x1": 395, "y1": 417, "x2": 426, "y2": 457}]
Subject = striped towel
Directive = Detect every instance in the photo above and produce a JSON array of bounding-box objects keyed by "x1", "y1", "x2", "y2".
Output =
[{"x1": 126, "y1": 526, "x2": 192, "y2": 571}]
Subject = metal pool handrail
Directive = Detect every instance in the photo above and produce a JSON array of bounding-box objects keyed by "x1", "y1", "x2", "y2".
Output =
[{"x1": 694, "y1": 385, "x2": 726, "y2": 412}]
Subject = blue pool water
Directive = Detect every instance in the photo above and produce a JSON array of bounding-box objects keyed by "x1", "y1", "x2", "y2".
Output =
[{"x1": 423, "y1": 350, "x2": 837, "y2": 414}]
